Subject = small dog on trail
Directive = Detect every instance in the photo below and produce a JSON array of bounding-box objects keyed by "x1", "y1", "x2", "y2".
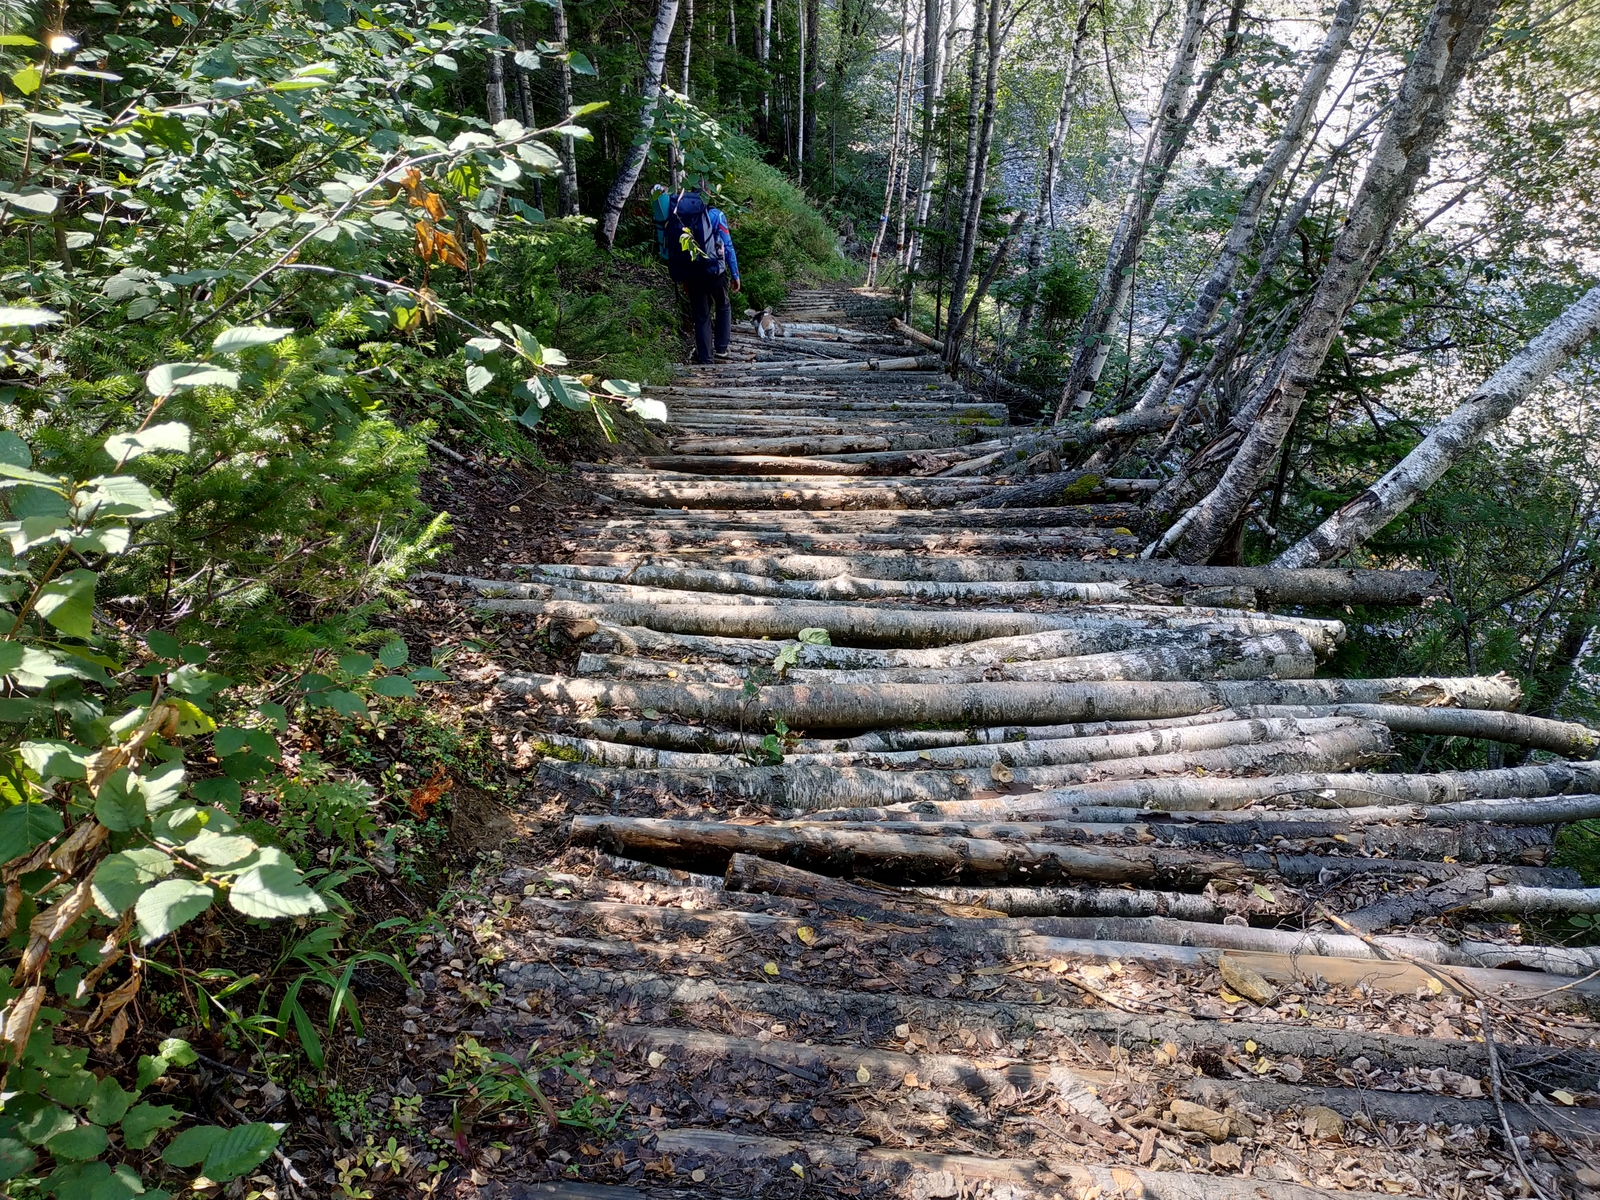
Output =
[{"x1": 751, "y1": 309, "x2": 781, "y2": 339}]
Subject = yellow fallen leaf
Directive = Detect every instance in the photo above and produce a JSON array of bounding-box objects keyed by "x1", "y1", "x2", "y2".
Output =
[
  {"x1": 1219, "y1": 988, "x2": 1243, "y2": 1003},
  {"x1": 1245, "y1": 1040, "x2": 1257, "y2": 1053},
  {"x1": 796, "y1": 926, "x2": 815, "y2": 945},
  {"x1": 791, "y1": 1163, "x2": 805, "y2": 1178},
  {"x1": 1427, "y1": 977, "x2": 1444, "y2": 994},
  {"x1": 856, "y1": 1065, "x2": 871, "y2": 1083},
  {"x1": 763, "y1": 962, "x2": 780, "y2": 976},
  {"x1": 647, "y1": 1051, "x2": 666, "y2": 1068},
  {"x1": 1553, "y1": 1090, "x2": 1577, "y2": 1106}
]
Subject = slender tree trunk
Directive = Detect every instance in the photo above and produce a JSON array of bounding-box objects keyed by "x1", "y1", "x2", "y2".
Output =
[
  {"x1": 508, "y1": 16, "x2": 535, "y2": 128},
  {"x1": 891, "y1": 21, "x2": 921, "y2": 270},
  {"x1": 1277, "y1": 288, "x2": 1600, "y2": 568},
  {"x1": 803, "y1": 0, "x2": 821, "y2": 173},
  {"x1": 901, "y1": 0, "x2": 946, "y2": 293},
  {"x1": 485, "y1": 0, "x2": 508, "y2": 124},
  {"x1": 759, "y1": 0, "x2": 773, "y2": 140},
  {"x1": 945, "y1": 208, "x2": 1027, "y2": 360},
  {"x1": 866, "y1": 0, "x2": 914, "y2": 287},
  {"x1": 552, "y1": 0, "x2": 580, "y2": 216},
  {"x1": 1052, "y1": 0, "x2": 1219, "y2": 420},
  {"x1": 681, "y1": 0, "x2": 695, "y2": 93},
  {"x1": 1158, "y1": 0, "x2": 1503, "y2": 562},
  {"x1": 596, "y1": 0, "x2": 682, "y2": 249},
  {"x1": 1133, "y1": 0, "x2": 1364, "y2": 417},
  {"x1": 947, "y1": 0, "x2": 1005, "y2": 329},
  {"x1": 950, "y1": 0, "x2": 988, "y2": 302},
  {"x1": 1012, "y1": 1, "x2": 1091, "y2": 348},
  {"x1": 797, "y1": 0, "x2": 808, "y2": 175}
]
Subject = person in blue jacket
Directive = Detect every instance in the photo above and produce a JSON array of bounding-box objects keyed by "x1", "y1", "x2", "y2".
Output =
[{"x1": 659, "y1": 180, "x2": 742, "y2": 363}]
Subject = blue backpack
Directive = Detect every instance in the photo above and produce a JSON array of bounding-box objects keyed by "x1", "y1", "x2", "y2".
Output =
[{"x1": 665, "y1": 190, "x2": 726, "y2": 283}]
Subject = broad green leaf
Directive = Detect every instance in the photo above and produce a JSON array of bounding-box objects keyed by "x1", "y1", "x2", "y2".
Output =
[
  {"x1": 567, "y1": 50, "x2": 596, "y2": 75},
  {"x1": 94, "y1": 768, "x2": 146, "y2": 832},
  {"x1": 211, "y1": 326, "x2": 291, "y2": 354},
  {"x1": 0, "y1": 306, "x2": 61, "y2": 328},
  {"x1": 103, "y1": 422, "x2": 190, "y2": 462},
  {"x1": 8, "y1": 66, "x2": 40, "y2": 94},
  {"x1": 0, "y1": 800, "x2": 63, "y2": 863},
  {"x1": 16, "y1": 1100, "x2": 74, "y2": 1145},
  {"x1": 93, "y1": 848, "x2": 174, "y2": 918},
  {"x1": 0, "y1": 641, "x2": 23, "y2": 673},
  {"x1": 600, "y1": 378, "x2": 641, "y2": 398},
  {"x1": 316, "y1": 689, "x2": 367, "y2": 719},
  {"x1": 378, "y1": 638, "x2": 409, "y2": 669},
  {"x1": 120, "y1": 1103, "x2": 179, "y2": 1150},
  {"x1": 138, "y1": 760, "x2": 186, "y2": 811},
  {"x1": 797, "y1": 628, "x2": 832, "y2": 646},
  {"x1": 0, "y1": 1137, "x2": 35, "y2": 1181},
  {"x1": 144, "y1": 362, "x2": 239, "y2": 396},
  {"x1": 201, "y1": 1122, "x2": 281, "y2": 1181},
  {"x1": 146, "y1": 631, "x2": 182, "y2": 659},
  {"x1": 0, "y1": 34, "x2": 38, "y2": 44},
  {"x1": 84, "y1": 1076, "x2": 133, "y2": 1126},
  {"x1": 0, "y1": 185, "x2": 55, "y2": 212},
  {"x1": 158, "y1": 1036, "x2": 198, "y2": 1067},
  {"x1": 160, "y1": 1125, "x2": 221, "y2": 1168},
  {"x1": 465, "y1": 362, "x2": 494, "y2": 394},
  {"x1": 183, "y1": 831, "x2": 256, "y2": 867},
  {"x1": 0, "y1": 430, "x2": 27, "y2": 466},
  {"x1": 80, "y1": 474, "x2": 171, "y2": 519},
  {"x1": 45, "y1": 1069, "x2": 97, "y2": 1107},
  {"x1": 20, "y1": 739, "x2": 90, "y2": 779},
  {"x1": 32, "y1": 569, "x2": 96, "y2": 640},
  {"x1": 135, "y1": 878, "x2": 214, "y2": 942},
  {"x1": 628, "y1": 396, "x2": 669, "y2": 423},
  {"x1": 191, "y1": 777, "x2": 242, "y2": 807},
  {"x1": 43, "y1": 1121, "x2": 107, "y2": 1161},
  {"x1": 213, "y1": 727, "x2": 252, "y2": 756},
  {"x1": 337, "y1": 652, "x2": 373, "y2": 677},
  {"x1": 257, "y1": 701, "x2": 288, "y2": 731},
  {"x1": 229, "y1": 862, "x2": 327, "y2": 919},
  {"x1": 370, "y1": 676, "x2": 415, "y2": 698}
]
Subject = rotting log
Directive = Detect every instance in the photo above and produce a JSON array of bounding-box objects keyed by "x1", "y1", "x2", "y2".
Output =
[
  {"x1": 565, "y1": 814, "x2": 1557, "y2": 888},
  {"x1": 500, "y1": 672, "x2": 1522, "y2": 731},
  {"x1": 722, "y1": 853, "x2": 991, "y2": 915}
]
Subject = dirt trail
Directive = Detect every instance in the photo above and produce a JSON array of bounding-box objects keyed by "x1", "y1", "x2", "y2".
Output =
[{"x1": 418, "y1": 288, "x2": 1600, "y2": 1199}]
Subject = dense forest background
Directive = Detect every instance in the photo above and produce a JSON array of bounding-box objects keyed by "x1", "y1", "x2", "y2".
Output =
[{"x1": 0, "y1": 0, "x2": 1598, "y2": 1190}]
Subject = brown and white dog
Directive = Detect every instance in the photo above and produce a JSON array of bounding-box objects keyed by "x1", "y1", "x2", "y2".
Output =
[{"x1": 751, "y1": 309, "x2": 782, "y2": 339}]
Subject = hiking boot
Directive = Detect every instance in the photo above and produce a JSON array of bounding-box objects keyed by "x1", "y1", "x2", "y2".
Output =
[{"x1": 714, "y1": 351, "x2": 731, "y2": 361}]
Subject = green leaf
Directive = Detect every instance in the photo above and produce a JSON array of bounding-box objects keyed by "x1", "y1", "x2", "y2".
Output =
[
  {"x1": 43, "y1": 1122, "x2": 107, "y2": 1161},
  {"x1": 0, "y1": 306, "x2": 62, "y2": 328},
  {"x1": 94, "y1": 769, "x2": 146, "y2": 833},
  {"x1": 201, "y1": 1122, "x2": 281, "y2": 1181},
  {"x1": 1252, "y1": 883, "x2": 1277, "y2": 904},
  {"x1": 20, "y1": 739, "x2": 90, "y2": 779},
  {"x1": 120, "y1": 1103, "x2": 180, "y2": 1151},
  {"x1": 318, "y1": 689, "x2": 367, "y2": 719},
  {"x1": 33, "y1": 569, "x2": 96, "y2": 640},
  {"x1": 378, "y1": 638, "x2": 409, "y2": 669},
  {"x1": 93, "y1": 849, "x2": 174, "y2": 918},
  {"x1": 465, "y1": 362, "x2": 495, "y2": 394},
  {"x1": 0, "y1": 430, "x2": 28, "y2": 467},
  {"x1": 144, "y1": 362, "x2": 239, "y2": 396},
  {"x1": 210, "y1": 326, "x2": 292, "y2": 354},
  {"x1": 370, "y1": 676, "x2": 415, "y2": 698},
  {"x1": 0, "y1": 1137, "x2": 36, "y2": 1181},
  {"x1": 160, "y1": 1125, "x2": 221, "y2": 1168},
  {"x1": 337, "y1": 652, "x2": 373, "y2": 677},
  {"x1": 183, "y1": 831, "x2": 256, "y2": 868},
  {"x1": 46, "y1": 1069, "x2": 98, "y2": 1107},
  {"x1": 145, "y1": 631, "x2": 182, "y2": 659},
  {"x1": 84, "y1": 1076, "x2": 133, "y2": 1126},
  {"x1": 16, "y1": 1101, "x2": 74, "y2": 1145},
  {"x1": 135, "y1": 879, "x2": 214, "y2": 942},
  {"x1": 191, "y1": 778, "x2": 241, "y2": 807},
  {"x1": 257, "y1": 702, "x2": 288, "y2": 731},
  {"x1": 567, "y1": 50, "x2": 596, "y2": 75},
  {"x1": 158, "y1": 1036, "x2": 197, "y2": 1067},
  {"x1": 0, "y1": 801, "x2": 63, "y2": 864},
  {"x1": 797, "y1": 628, "x2": 832, "y2": 646},
  {"x1": 10, "y1": 66, "x2": 41, "y2": 95},
  {"x1": 103, "y1": 422, "x2": 191, "y2": 462},
  {"x1": 229, "y1": 862, "x2": 327, "y2": 919}
]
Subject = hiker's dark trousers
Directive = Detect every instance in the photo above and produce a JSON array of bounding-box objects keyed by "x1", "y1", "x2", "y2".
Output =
[{"x1": 687, "y1": 274, "x2": 732, "y2": 364}]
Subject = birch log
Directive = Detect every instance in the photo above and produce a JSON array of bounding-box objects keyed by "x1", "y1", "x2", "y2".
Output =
[{"x1": 1276, "y1": 286, "x2": 1600, "y2": 567}]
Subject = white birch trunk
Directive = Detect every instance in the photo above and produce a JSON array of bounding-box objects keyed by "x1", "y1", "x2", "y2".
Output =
[
  {"x1": 485, "y1": 0, "x2": 507, "y2": 125},
  {"x1": 596, "y1": 0, "x2": 682, "y2": 248},
  {"x1": 553, "y1": 0, "x2": 580, "y2": 216},
  {"x1": 866, "y1": 0, "x2": 914, "y2": 287},
  {"x1": 902, "y1": 0, "x2": 947, "y2": 282},
  {"x1": 1277, "y1": 286, "x2": 1600, "y2": 567},
  {"x1": 1161, "y1": 0, "x2": 1503, "y2": 561}
]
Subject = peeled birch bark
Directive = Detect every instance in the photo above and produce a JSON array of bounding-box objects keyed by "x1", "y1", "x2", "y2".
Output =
[
  {"x1": 500, "y1": 671, "x2": 1518, "y2": 730},
  {"x1": 1158, "y1": 0, "x2": 1502, "y2": 562},
  {"x1": 1277, "y1": 286, "x2": 1600, "y2": 567},
  {"x1": 1466, "y1": 886, "x2": 1600, "y2": 916},
  {"x1": 596, "y1": 0, "x2": 680, "y2": 248},
  {"x1": 1131, "y1": 0, "x2": 1364, "y2": 418},
  {"x1": 566, "y1": 814, "x2": 1546, "y2": 890}
]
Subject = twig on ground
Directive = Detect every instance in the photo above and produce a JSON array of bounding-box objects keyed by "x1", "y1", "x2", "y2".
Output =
[
  {"x1": 1314, "y1": 903, "x2": 1483, "y2": 998},
  {"x1": 1476, "y1": 998, "x2": 1553, "y2": 1200}
]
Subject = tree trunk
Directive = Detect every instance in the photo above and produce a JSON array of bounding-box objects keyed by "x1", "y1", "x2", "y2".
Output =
[
  {"x1": 946, "y1": 0, "x2": 1004, "y2": 324},
  {"x1": 891, "y1": 19, "x2": 921, "y2": 268},
  {"x1": 759, "y1": 0, "x2": 773, "y2": 140},
  {"x1": 1053, "y1": 0, "x2": 1212, "y2": 418},
  {"x1": 552, "y1": 0, "x2": 580, "y2": 216},
  {"x1": 1012, "y1": 1, "x2": 1092, "y2": 348},
  {"x1": 902, "y1": 0, "x2": 946, "y2": 287},
  {"x1": 866, "y1": 0, "x2": 914, "y2": 287},
  {"x1": 948, "y1": 0, "x2": 987, "y2": 314},
  {"x1": 1132, "y1": 0, "x2": 1364, "y2": 419},
  {"x1": 485, "y1": 0, "x2": 507, "y2": 124},
  {"x1": 681, "y1": 0, "x2": 695, "y2": 93},
  {"x1": 803, "y1": 0, "x2": 820, "y2": 171},
  {"x1": 944, "y1": 209, "x2": 1024, "y2": 363},
  {"x1": 1277, "y1": 287, "x2": 1600, "y2": 567},
  {"x1": 596, "y1": 0, "x2": 682, "y2": 249},
  {"x1": 1158, "y1": 0, "x2": 1503, "y2": 562}
]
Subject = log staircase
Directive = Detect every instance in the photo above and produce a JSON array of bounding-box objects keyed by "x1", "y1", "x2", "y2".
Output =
[{"x1": 438, "y1": 287, "x2": 1600, "y2": 1199}]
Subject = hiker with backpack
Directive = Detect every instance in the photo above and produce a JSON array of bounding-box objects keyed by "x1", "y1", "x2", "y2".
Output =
[{"x1": 656, "y1": 181, "x2": 742, "y2": 364}]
